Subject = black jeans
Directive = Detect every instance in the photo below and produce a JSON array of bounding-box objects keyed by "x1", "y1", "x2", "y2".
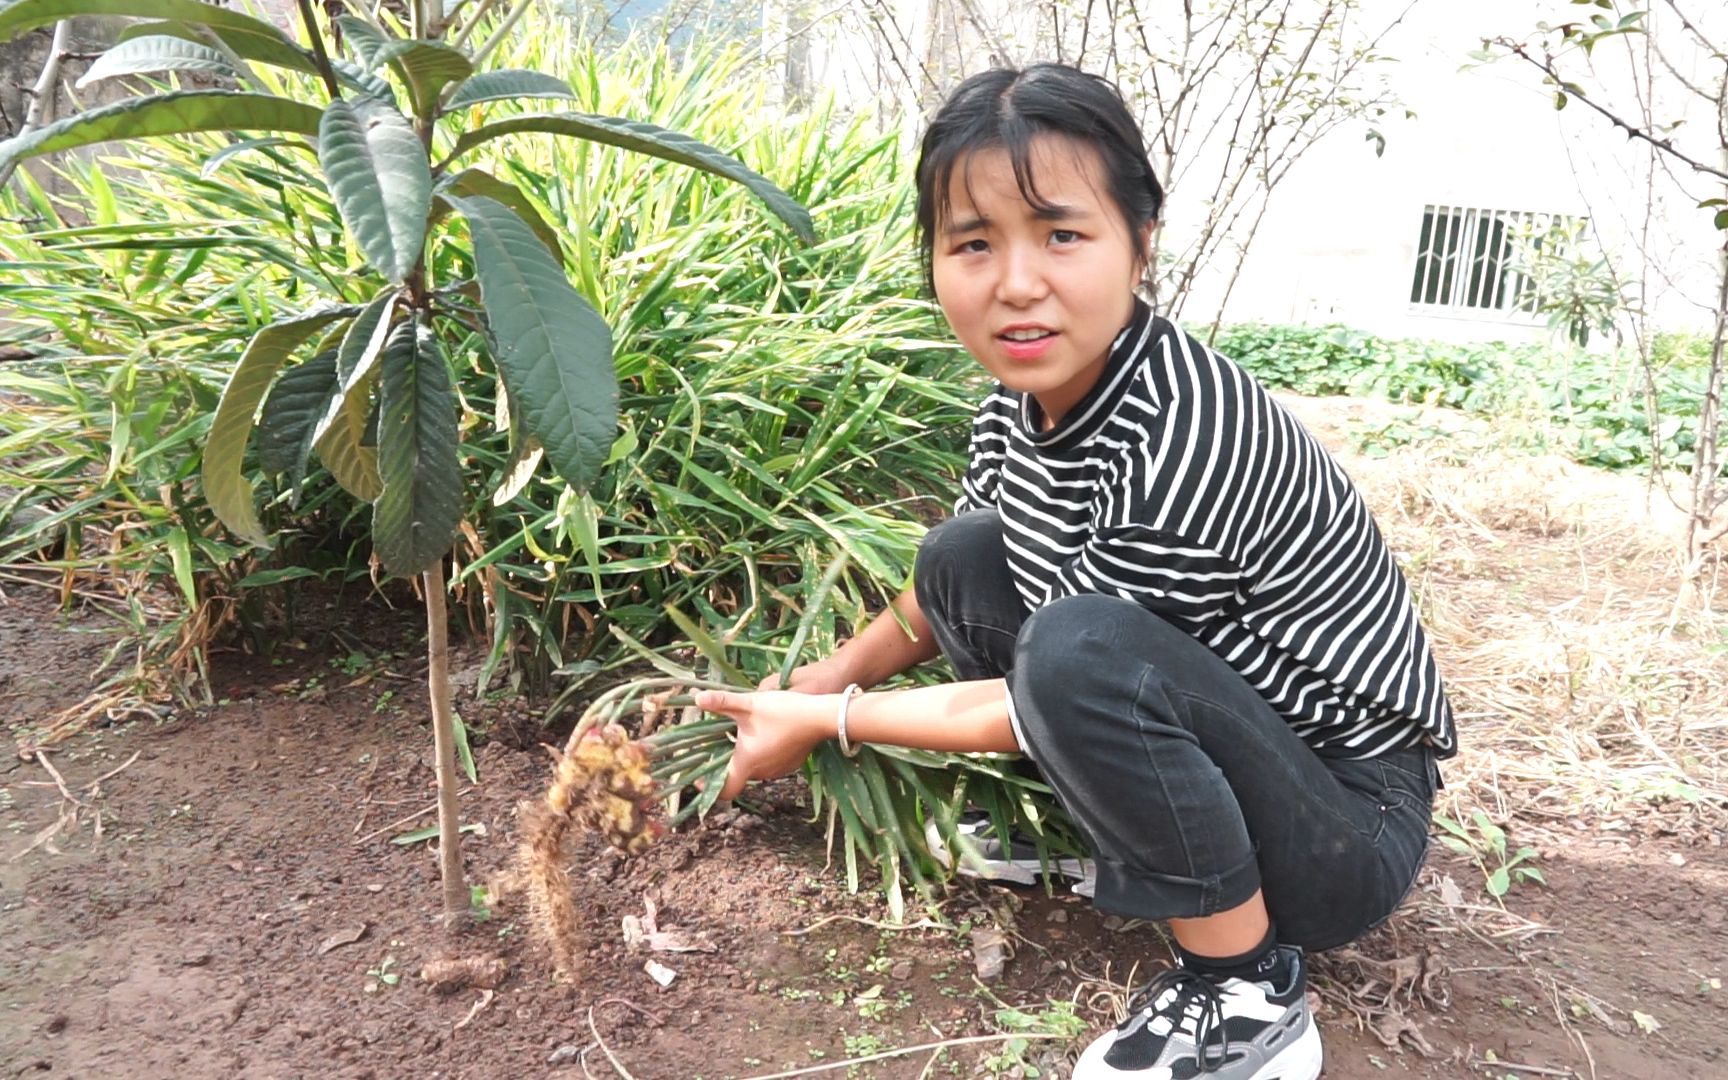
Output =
[{"x1": 914, "y1": 510, "x2": 1435, "y2": 952}]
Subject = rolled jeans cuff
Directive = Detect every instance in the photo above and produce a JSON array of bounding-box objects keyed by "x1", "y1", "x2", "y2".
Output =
[{"x1": 1092, "y1": 843, "x2": 1263, "y2": 922}]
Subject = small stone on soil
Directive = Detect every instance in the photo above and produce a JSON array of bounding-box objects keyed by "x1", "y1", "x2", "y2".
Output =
[
  {"x1": 970, "y1": 926, "x2": 1009, "y2": 981},
  {"x1": 315, "y1": 922, "x2": 369, "y2": 956},
  {"x1": 547, "y1": 1044, "x2": 581, "y2": 1065}
]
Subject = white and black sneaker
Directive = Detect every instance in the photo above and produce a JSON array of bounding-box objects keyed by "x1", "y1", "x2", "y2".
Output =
[
  {"x1": 924, "y1": 812, "x2": 1096, "y2": 896},
  {"x1": 1073, "y1": 946, "x2": 1321, "y2": 1079}
]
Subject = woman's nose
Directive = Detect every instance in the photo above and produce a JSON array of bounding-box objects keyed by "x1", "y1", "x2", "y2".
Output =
[{"x1": 995, "y1": 245, "x2": 1048, "y2": 306}]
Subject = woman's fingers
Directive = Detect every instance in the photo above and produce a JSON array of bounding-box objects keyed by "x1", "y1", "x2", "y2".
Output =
[
  {"x1": 691, "y1": 686, "x2": 818, "y2": 801},
  {"x1": 717, "y1": 754, "x2": 749, "y2": 802},
  {"x1": 694, "y1": 689, "x2": 744, "y2": 716}
]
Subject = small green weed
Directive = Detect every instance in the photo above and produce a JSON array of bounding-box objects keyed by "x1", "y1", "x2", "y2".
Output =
[
  {"x1": 849, "y1": 983, "x2": 912, "y2": 1020},
  {"x1": 842, "y1": 1031, "x2": 889, "y2": 1060},
  {"x1": 365, "y1": 956, "x2": 400, "y2": 991},
  {"x1": 1434, "y1": 811, "x2": 1545, "y2": 898},
  {"x1": 1346, "y1": 417, "x2": 1458, "y2": 459},
  {"x1": 982, "y1": 1001, "x2": 1089, "y2": 1077},
  {"x1": 469, "y1": 884, "x2": 493, "y2": 922},
  {"x1": 331, "y1": 650, "x2": 371, "y2": 677}
]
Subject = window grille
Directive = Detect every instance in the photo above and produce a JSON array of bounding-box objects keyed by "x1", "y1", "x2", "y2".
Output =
[{"x1": 1408, "y1": 205, "x2": 1580, "y2": 314}]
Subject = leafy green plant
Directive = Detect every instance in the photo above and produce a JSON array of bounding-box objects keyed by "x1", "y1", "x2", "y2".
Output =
[
  {"x1": 983, "y1": 1002, "x2": 1089, "y2": 1078},
  {"x1": 0, "y1": 0, "x2": 809, "y2": 925},
  {"x1": 1510, "y1": 219, "x2": 1627, "y2": 349},
  {"x1": 1434, "y1": 810, "x2": 1545, "y2": 898},
  {"x1": 1, "y1": 31, "x2": 968, "y2": 696},
  {"x1": 364, "y1": 954, "x2": 401, "y2": 989},
  {"x1": 0, "y1": 160, "x2": 308, "y2": 713},
  {"x1": 1211, "y1": 322, "x2": 1509, "y2": 409},
  {"x1": 1, "y1": 26, "x2": 1033, "y2": 916}
]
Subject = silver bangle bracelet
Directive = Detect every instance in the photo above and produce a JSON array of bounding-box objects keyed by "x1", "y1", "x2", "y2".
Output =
[{"x1": 835, "y1": 683, "x2": 863, "y2": 758}]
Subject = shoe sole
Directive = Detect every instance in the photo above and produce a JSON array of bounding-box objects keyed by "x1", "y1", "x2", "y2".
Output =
[
  {"x1": 1248, "y1": 1018, "x2": 1322, "y2": 1080},
  {"x1": 925, "y1": 820, "x2": 1095, "y2": 894}
]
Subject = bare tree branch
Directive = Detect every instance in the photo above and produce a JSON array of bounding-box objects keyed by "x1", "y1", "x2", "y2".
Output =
[
  {"x1": 1649, "y1": 29, "x2": 1716, "y2": 101},
  {"x1": 1660, "y1": 0, "x2": 1725, "y2": 61},
  {"x1": 956, "y1": 0, "x2": 1014, "y2": 68},
  {"x1": 866, "y1": 0, "x2": 935, "y2": 109},
  {"x1": 1493, "y1": 37, "x2": 1728, "y2": 183}
]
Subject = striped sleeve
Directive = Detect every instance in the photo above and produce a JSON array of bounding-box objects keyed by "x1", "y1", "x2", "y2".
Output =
[
  {"x1": 953, "y1": 393, "x2": 1013, "y2": 514},
  {"x1": 1049, "y1": 525, "x2": 1243, "y2": 623}
]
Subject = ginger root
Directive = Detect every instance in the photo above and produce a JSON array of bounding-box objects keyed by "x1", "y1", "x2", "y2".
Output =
[{"x1": 516, "y1": 725, "x2": 664, "y2": 975}]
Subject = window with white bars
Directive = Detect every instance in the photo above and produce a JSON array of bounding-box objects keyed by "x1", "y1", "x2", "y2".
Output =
[{"x1": 1408, "y1": 205, "x2": 1581, "y2": 314}]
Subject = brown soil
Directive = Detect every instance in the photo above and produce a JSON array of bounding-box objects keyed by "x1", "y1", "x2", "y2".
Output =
[
  {"x1": 2, "y1": 593, "x2": 1723, "y2": 1080},
  {"x1": 2, "y1": 398, "x2": 1726, "y2": 1080}
]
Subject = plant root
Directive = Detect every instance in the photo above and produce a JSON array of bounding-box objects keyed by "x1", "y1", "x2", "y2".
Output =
[
  {"x1": 420, "y1": 955, "x2": 509, "y2": 993},
  {"x1": 515, "y1": 724, "x2": 664, "y2": 976}
]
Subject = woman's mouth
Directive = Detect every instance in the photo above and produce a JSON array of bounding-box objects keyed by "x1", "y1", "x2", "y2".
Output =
[{"x1": 998, "y1": 328, "x2": 1057, "y2": 360}]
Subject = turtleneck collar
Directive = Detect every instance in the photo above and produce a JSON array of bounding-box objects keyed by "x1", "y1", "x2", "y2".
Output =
[{"x1": 1017, "y1": 298, "x2": 1157, "y2": 450}]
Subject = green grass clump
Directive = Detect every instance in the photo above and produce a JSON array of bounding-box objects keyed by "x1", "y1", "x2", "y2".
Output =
[{"x1": 1213, "y1": 322, "x2": 1721, "y2": 474}]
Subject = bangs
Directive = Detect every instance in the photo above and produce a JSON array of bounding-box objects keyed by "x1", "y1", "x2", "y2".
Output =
[{"x1": 926, "y1": 117, "x2": 1067, "y2": 235}]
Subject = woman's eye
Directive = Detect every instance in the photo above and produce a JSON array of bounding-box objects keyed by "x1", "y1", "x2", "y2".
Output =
[
  {"x1": 1051, "y1": 230, "x2": 1080, "y2": 245},
  {"x1": 957, "y1": 238, "x2": 989, "y2": 254}
]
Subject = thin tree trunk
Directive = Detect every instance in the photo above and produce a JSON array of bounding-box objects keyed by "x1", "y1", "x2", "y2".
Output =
[
  {"x1": 1205, "y1": 191, "x2": 1276, "y2": 345},
  {"x1": 1685, "y1": 233, "x2": 1728, "y2": 567},
  {"x1": 784, "y1": 0, "x2": 811, "y2": 109},
  {"x1": 0, "y1": 20, "x2": 71, "y2": 190},
  {"x1": 1686, "y1": 121, "x2": 1728, "y2": 566},
  {"x1": 423, "y1": 559, "x2": 469, "y2": 927}
]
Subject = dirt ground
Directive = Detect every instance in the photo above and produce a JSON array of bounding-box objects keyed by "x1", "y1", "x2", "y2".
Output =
[{"x1": 3, "y1": 400, "x2": 1727, "y2": 1079}]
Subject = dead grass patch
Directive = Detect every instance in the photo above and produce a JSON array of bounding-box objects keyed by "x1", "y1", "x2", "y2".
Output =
[{"x1": 1282, "y1": 395, "x2": 1728, "y2": 835}]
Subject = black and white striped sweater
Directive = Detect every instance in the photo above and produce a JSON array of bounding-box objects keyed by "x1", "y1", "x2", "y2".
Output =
[{"x1": 955, "y1": 300, "x2": 1456, "y2": 760}]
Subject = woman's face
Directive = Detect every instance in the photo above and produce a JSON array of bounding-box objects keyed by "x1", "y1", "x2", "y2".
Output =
[{"x1": 931, "y1": 134, "x2": 1148, "y2": 427}]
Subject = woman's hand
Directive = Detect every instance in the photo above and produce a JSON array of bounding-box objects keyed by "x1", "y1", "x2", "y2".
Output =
[
  {"x1": 758, "y1": 656, "x2": 854, "y2": 695},
  {"x1": 694, "y1": 688, "x2": 834, "y2": 801}
]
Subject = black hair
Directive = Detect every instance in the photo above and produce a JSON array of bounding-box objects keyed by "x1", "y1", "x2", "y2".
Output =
[{"x1": 914, "y1": 64, "x2": 1164, "y2": 291}]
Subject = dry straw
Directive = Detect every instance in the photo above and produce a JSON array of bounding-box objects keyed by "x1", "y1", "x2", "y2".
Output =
[{"x1": 1282, "y1": 394, "x2": 1728, "y2": 840}]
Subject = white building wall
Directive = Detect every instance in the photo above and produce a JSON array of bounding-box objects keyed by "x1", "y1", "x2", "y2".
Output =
[{"x1": 1203, "y1": 0, "x2": 1724, "y2": 341}]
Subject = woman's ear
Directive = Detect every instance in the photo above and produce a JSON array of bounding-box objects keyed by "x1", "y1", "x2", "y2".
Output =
[{"x1": 1132, "y1": 221, "x2": 1158, "y2": 286}]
